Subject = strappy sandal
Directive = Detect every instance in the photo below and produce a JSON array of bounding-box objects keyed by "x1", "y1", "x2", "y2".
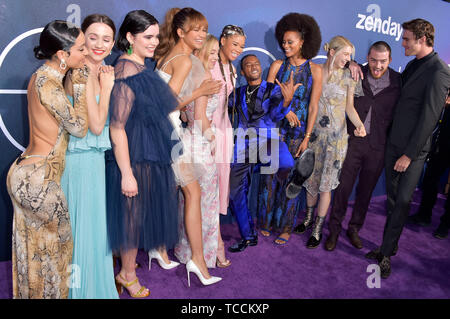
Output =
[
  {"x1": 115, "y1": 274, "x2": 150, "y2": 298},
  {"x1": 260, "y1": 227, "x2": 272, "y2": 237},
  {"x1": 216, "y1": 258, "x2": 232, "y2": 268},
  {"x1": 274, "y1": 233, "x2": 290, "y2": 245},
  {"x1": 216, "y1": 242, "x2": 231, "y2": 268}
]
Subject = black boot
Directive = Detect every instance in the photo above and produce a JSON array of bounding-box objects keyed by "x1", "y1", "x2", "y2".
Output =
[
  {"x1": 306, "y1": 216, "x2": 325, "y2": 249},
  {"x1": 293, "y1": 206, "x2": 315, "y2": 234},
  {"x1": 285, "y1": 149, "x2": 315, "y2": 199}
]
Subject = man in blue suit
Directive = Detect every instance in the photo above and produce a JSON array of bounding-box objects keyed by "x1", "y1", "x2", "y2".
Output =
[{"x1": 228, "y1": 54, "x2": 298, "y2": 253}]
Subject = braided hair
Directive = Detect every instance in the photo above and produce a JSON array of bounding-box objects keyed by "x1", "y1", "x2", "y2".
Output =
[{"x1": 218, "y1": 24, "x2": 246, "y2": 118}]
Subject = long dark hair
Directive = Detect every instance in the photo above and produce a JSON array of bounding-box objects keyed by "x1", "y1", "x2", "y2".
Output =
[
  {"x1": 33, "y1": 20, "x2": 81, "y2": 60},
  {"x1": 116, "y1": 10, "x2": 158, "y2": 52},
  {"x1": 81, "y1": 14, "x2": 116, "y2": 38},
  {"x1": 217, "y1": 24, "x2": 245, "y2": 117}
]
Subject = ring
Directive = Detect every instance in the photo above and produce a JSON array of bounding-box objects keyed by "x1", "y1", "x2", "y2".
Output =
[{"x1": 290, "y1": 122, "x2": 294, "y2": 127}]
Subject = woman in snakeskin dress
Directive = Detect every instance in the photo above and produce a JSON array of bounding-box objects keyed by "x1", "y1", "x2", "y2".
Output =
[{"x1": 6, "y1": 20, "x2": 88, "y2": 298}]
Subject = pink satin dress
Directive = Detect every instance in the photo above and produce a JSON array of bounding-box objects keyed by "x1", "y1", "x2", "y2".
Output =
[{"x1": 210, "y1": 61, "x2": 235, "y2": 215}]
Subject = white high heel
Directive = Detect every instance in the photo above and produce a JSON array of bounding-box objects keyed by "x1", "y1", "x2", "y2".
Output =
[
  {"x1": 148, "y1": 250, "x2": 180, "y2": 270},
  {"x1": 186, "y1": 259, "x2": 222, "y2": 287}
]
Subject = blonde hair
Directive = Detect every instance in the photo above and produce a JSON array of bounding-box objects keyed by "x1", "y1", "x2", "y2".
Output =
[
  {"x1": 323, "y1": 35, "x2": 355, "y2": 78},
  {"x1": 196, "y1": 34, "x2": 219, "y2": 70}
]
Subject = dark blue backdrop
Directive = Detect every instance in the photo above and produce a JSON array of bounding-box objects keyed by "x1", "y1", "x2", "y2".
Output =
[{"x1": 0, "y1": 0, "x2": 449, "y2": 261}]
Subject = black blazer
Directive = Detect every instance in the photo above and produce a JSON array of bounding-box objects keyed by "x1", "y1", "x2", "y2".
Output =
[
  {"x1": 387, "y1": 52, "x2": 450, "y2": 160},
  {"x1": 347, "y1": 65, "x2": 401, "y2": 151}
]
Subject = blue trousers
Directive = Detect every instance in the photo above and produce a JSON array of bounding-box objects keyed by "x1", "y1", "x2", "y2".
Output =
[{"x1": 229, "y1": 139, "x2": 294, "y2": 240}]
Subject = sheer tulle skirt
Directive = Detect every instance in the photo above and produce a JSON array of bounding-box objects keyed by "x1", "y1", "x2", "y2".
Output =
[
  {"x1": 106, "y1": 159, "x2": 179, "y2": 253},
  {"x1": 174, "y1": 131, "x2": 220, "y2": 267}
]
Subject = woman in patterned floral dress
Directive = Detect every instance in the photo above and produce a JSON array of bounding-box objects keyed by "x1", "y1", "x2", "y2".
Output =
[
  {"x1": 6, "y1": 20, "x2": 88, "y2": 298},
  {"x1": 303, "y1": 36, "x2": 366, "y2": 248}
]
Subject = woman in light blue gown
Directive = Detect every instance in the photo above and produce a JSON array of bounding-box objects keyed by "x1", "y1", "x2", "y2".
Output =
[{"x1": 60, "y1": 14, "x2": 118, "y2": 299}]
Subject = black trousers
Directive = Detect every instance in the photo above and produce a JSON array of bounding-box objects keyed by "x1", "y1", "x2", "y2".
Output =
[
  {"x1": 380, "y1": 144, "x2": 427, "y2": 257},
  {"x1": 329, "y1": 137, "x2": 385, "y2": 235},
  {"x1": 417, "y1": 146, "x2": 450, "y2": 228}
]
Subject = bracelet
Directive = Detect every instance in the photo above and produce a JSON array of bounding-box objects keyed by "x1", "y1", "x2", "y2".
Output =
[{"x1": 304, "y1": 133, "x2": 312, "y2": 138}]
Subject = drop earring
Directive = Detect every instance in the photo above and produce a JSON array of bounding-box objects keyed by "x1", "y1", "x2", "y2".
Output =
[
  {"x1": 60, "y1": 58, "x2": 67, "y2": 70},
  {"x1": 127, "y1": 44, "x2": 133, "y2": 55}
]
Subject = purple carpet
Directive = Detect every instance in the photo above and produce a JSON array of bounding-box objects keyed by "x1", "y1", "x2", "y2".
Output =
[{"x1": 0, "y1": 190, "x2": 449, "y2": 299}]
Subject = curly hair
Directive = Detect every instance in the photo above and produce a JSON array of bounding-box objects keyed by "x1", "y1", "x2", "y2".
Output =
[{"x1": 275, "y1": 12, "x2": 321, "y2": 60}]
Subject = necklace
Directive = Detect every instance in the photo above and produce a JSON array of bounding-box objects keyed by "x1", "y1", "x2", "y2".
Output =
[{"x1": 245, "y1": 85, "x2": 260, "y2": 104}]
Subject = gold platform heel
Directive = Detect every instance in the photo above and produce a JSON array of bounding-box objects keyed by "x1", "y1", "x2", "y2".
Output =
[{"x1": 115, "y1": 274, "x2": 150, "y2": 298}]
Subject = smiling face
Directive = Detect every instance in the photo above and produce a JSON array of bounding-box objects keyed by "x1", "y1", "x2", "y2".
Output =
[
  {"x1": 240, "y1": 55, "x2": 262, "y2": 82},
  {"x1": 282, "y1": 30, "x2": 304, "y2": 58},
  {"x1": 84, "y1": 22, "x2": 115, "y2": 63},
  {"x1": 367, "y1": 48, "x2": 391, "y2": 79},
  {"x1": 220, "y1": 34, "x2": 245, "y2": 62},
  {"x1": 181, "y1": 23, "x2": 208, "y2": 51},
  {"x1": 65, "y1": 32, "x2": 88, "y2": 68},
  {"x1": 331, "y1": 45, "x2": 353, "y2": 69},
  {"x1": 402, "y1": 29, "x2": 423, "y2": 57},
  {"x1": 206, "y1": 40, "x2": 219, "y2": 70},
  {"x1": 127, "y1": 23, "x2": 160, "y2": 59}
]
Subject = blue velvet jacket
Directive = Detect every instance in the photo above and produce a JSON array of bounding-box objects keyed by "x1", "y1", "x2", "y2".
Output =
[
  {"x1": 228, "y1": 80, "x2": 291, "y2": 130},
  {"x1": 228, "y1": 80, "x2": 291, "y2": 162}
]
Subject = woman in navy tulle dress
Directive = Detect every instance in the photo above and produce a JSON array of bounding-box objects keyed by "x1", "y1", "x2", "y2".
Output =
[{"x1": 105, "y1": 10, "x2": 179, "y2": 298}]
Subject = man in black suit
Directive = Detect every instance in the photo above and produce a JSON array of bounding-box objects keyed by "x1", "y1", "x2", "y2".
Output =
[
  {"x1": 366, "y1": 19, "x2": 450, "y2": 278},
  {"x1": 409, "y1": 95, "x2": 450, "y2": 239},
  {"x1": 325, "y1": 42, "x2": 401, "y2": 251}
]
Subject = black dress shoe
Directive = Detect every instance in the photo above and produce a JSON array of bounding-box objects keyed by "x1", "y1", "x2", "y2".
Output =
[
  {"x1": 433, "y1": 223, "x2": 449, "y2": 239},
  {"x1": 325, "y1": 233, "x2": 338, "y2": 251},
  {"x1": 366, "y1": 246, "x2": 398, "y2": 260},
  {"x1": 248, "y1": 236, "x2": 258, "y2": 246},
  {"x1": 306, "y1": 234, "x2": 322, "y2": 249},
  {"x1": 365, "y1": 248, "x2": 381, "y2": 260},
  {"x1": 346, "y1": 230, "x2": 363, "y2": 249},
  {"x1": 228, "y1": 237, "x2": 257, "y2": 253},
  {"x1": 378, "y1": 256, "x2": 391, "y2": 279},
  {"x1": 408, "y1": 213, "x2": 431, "y2": 226}
]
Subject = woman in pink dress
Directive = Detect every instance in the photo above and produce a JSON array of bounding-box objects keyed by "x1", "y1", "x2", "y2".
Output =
[{"x1": 210, "y1": 25, "x2": 246, "y2": 220}]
